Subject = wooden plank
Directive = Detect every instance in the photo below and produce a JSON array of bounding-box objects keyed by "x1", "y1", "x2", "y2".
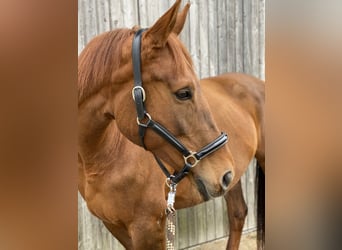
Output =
[
  {"x1": 78, "y1": 0, "x2": 86, "y2": 54},
  {"x1": 240, "y1": 169, "x2": 249, "y2": 232},
  {"x1": 137, "y1": 0, "x2": 147, "y2": 27},
  {"x1": 177, "y1": 208, "x2": 189, "y2": 249},
  {"x1": 83, "y1": 0, "x2": 98, "y2": 42},
  {"x1": 109, "y1": 0, "x2": 123, "y2": 28},
  {"x1": 259, "y1": 0, "x2": 266, "y2": 80},
  {"x1": 121, "y1": 0, "x2": 138, "y2": 27},
  {"x1": 94, "y1": 0, "x2": 111, "y2": 33},
  {"x1": 217, "y1": 0, "x2": 228, "y2": 74},
  {"x1": 235, "y1": 0, "x2": 244, "y2": 72},
  {"x1": 199, "y1": 0, "x2": 209, "y2": 78},
  {"x1": 208, "y1": 0, "x2": 218, "y2": 76},
  {"x1": 194, "y1": 202, "x2": 208, "y2": 244},
  {"x1": 239, "y1": 159, "x2": 257, "y2": 232},
  {"x1": 205, "y1": 200, "x2": 216, "y2": 241},
  {"x1": 188, "y1": 0, "x2": 200, "y2": 76},
  {"x1": 159, "y1": 0, "x2": 169, "y2": 16},
  {"x1": 246, "y1": 158, "x2": 257, "y2": 230},
  {"x1": 243, "y1": 0, "x2": 252, "y2": 74},
  {"x1": 180, "y1": 0, "x2": 191, "y2": 53},
  {"x1": 145, "y1": 0, "x2": 159, "y2": 26},
  {"x1": 214, "y1": 196, "x2": 225, "y2": 239},
  {"x1": 251, "y1": 0, "x2": 260, "y2": 78},
  {"x1": 222, "y1": 196, "x2": 229, "y2": 236},
  {"x1": 106, "y1": 0, "x2": 113, "y2": 30},
  {"x1": 187, "y1": 206, "x2": 198, "y2": 246},
  {"x1": 227, "y1": 0, "x2": 236, "y2": 72}
]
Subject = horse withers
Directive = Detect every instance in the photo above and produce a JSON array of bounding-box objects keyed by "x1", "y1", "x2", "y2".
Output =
[{"x1": 78, "y1": 0, "x2": 265, "y2": 249}]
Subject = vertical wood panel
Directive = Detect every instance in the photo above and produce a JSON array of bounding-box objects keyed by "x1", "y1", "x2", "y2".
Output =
[
  {"x1": 259, "y1": 0, "x2": 266, "y2": 80},
  {"x1": 179, "y1": 1, "x2": 190, "y2": 51},
  {"x1": 227, "y1": 0, "x2": 236, "y2": 72},
  {"x1": 214, "y1": 195, "x2": 225, "y2": 239},
  {"x1": 217, "y1": 0, "x2": 227, "y2": 74},
  {"x1": 188, "y1": 0, "x2": 200, "y2": 77},
  {"x1": 243, "y1": 0, "x2": 252, "y2": 74},
  {"x1": 177, "y1": 208, "x2": 189, "y2": 249},
  {"x1": 78, "y1": 0, "x2": 86, "y2": 54},
  {"x1": 194, "y1": 202, "x2": 207, "y2": 244},
  {"x1": 78, "y1": 0, "x2": 264, "y2": 248},
  {"x1": 208, "y1": 0, "x2": 218, "y2": 77},
  {"x1": 95, "y1": 0, "x2": 111, "y2": 33},
  {"x1": 235, "y1": 0, "x2": 244, "y2": 72},
  {"x1": 246, "y1": 159, "x2": 257, "y2": 230},
  {"x1": 250, "y1": 0, "x2": 260, "y2": 77},
  {"x1": 199, "y1": 0, "x2": 209, "y2": 78},
  {"x1": 187, "y1": 206, "x2": 198, "y2": 246},
  {"x1": 121, "y1": 0, "x2": 138, "y2": 27},
  {"x1": 205, "y1": 197, "x2": 216, "y2": 241}
]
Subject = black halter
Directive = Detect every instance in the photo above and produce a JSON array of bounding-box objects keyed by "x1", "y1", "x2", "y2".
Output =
[{"x1": 132, "y1": 29, "x2": 228, "y2": 185}]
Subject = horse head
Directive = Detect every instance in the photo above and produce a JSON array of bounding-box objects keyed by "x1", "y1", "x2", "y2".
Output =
[{"x1": 78, "y1": 0, "x2": 236, "y2": 200}]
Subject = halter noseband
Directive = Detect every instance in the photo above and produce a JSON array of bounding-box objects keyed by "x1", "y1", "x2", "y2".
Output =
[{"x1": 132, "y1": 29, "x2": 228, "y2": 185}]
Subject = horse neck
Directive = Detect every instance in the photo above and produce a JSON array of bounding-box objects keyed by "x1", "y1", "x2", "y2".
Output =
[{"x1": 78, "y1": 90, "x2": 121, "y2": 167}]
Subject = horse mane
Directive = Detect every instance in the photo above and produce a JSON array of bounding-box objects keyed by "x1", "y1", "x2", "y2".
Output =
[
  {"x1": 78, "y1": 28, "x2": 134, "y2": 104},
  {"x1": 78, "y1": 28, "x2": 193, "y2": 105}
]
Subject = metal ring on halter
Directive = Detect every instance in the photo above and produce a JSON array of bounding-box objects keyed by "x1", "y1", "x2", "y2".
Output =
[
  {"x1": 132, "y1": 86, "x2": 146, "y2": 102},
  {"x1": 136, "y1": 112, "x2": 152, "y2": 127},
  {"x1": 183, "y1": 151, "x2": 200, "y2": 168},
  {"x1": 165, "y1": 176, "x2": 175, "y2": 188}
]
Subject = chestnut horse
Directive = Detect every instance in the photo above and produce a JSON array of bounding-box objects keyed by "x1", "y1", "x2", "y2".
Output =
[{"x1": 78, "y1": 1, "x2": 265, "y2": 249}]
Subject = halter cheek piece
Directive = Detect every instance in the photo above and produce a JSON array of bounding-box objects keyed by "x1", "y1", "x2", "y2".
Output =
[{"x1": 132, "y1": 29, "x2": 228, "y2": 185}]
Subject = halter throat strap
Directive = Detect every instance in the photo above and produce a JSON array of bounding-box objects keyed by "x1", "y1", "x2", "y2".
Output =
[{"x1": 131, "y1": 29, "x2": 228, "y2": 185}]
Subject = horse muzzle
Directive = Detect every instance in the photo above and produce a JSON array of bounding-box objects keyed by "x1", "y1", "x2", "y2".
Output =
[{"x1": 195, "y1": 170, "x2": 234, "y2": 201}]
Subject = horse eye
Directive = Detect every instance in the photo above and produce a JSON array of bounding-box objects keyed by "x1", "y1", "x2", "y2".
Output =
[{"x1": 175, "y1": 88, "x2": 192, "y2": 100}]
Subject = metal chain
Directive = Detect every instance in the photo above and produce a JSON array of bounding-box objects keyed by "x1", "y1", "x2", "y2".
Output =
[
  {"x1": 166, "y1": 211, "x2": 176, "y2": 250},
  {"x1": 166, "y1": 182, "x2": 177, "y2": 250}
]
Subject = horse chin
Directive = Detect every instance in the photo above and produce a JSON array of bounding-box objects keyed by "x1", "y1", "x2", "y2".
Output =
[{"x1": 194, "y1": 177, "x2": 224, "y2": 201}]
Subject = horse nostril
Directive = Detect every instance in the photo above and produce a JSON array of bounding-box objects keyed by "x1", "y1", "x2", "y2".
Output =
[{"x1": 221, "y1": 171, "x2": 233, "y2": 190}]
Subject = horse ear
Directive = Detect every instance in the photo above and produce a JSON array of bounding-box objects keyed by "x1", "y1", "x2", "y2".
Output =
[
  {"x1": 145, "y1": 0, "x2": 182, "y2": 48},
  {"x1": 173, "y1": 3, "x2": 190, "y2": 35}
]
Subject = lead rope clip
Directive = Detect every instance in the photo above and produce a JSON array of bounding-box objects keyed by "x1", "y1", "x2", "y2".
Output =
[{"x1": 166, "y1": 181, "x2": 177, "y2": 215}]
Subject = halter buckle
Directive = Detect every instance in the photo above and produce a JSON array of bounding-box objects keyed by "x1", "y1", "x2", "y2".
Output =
[
  {"x1": 183, "y1": 151, "x2": 200, "y2": 168},
  {"x1": 132, "y1": 86, "x2": 146, "y2": 102}
]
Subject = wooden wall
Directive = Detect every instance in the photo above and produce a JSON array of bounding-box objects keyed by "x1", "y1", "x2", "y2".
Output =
[{"x1": 78, "y1": 0, "x2": 265, "y2": 249}]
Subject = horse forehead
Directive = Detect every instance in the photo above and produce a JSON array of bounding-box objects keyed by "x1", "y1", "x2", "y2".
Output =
[
  {"x1": 152, "y1": 68, "x2": 197, "y2": 90},
  {"x1": 170, "y1": 74, "x2": 197, "y2": 87},
  {"x1": 147, "y1": 53, "x2": 196, "y2": 84}
]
